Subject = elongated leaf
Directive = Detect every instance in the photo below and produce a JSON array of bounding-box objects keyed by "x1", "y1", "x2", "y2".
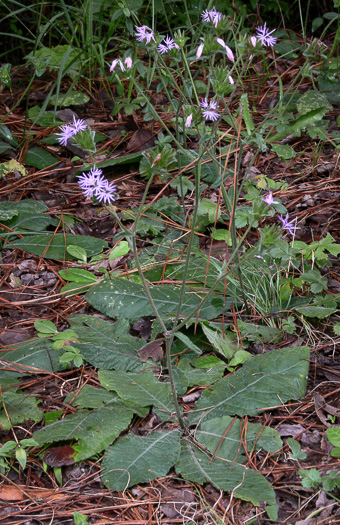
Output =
[
  {"x1": 24, "y1": 147, "x2": 59, "y2": 169},
  {"x1": 33, "y1": 406, "x2": 134, "y2": 461},
  {"x1": 4, "y1": 211, "x2": 57, "y2": 234},
  {"x1": 99, "y1": 369, "x2": 176, "y2": 420},
  {"x1": 271, "y1": 144, "x2": 296, "y2": 160},
  {"x1": 196, "y1": 416, "x2": 282, "y2": 463},
  {"x1": 0, "y1": 338, "x2": 58, "y2": 378},
  {"x1": 69, "y1": 315, "x2": 146, "y2": 371},
  {"x1": 0, "y1": 141, "x2": 12, "y2": 154},
  {"x1": 288, "y1": 107, "x2": 325, "y2": 135},
  {"x1": 297, "y1": 90, "x2": 332, "y2": 116},
  {"x1": 201, "y1": 323, "x2": 237, "y2": 360},
  {"x1": 240, "y1": 93, "x2": 255, "y2": 134},
  {"x1": 85, "y1": 276, "x2": 224, "y2": 321},
  {"x1": 190, "y1": 346, "x2": 310, "y2": 423},
  {"x1": 76, "y1": 151, "x2": 143, "y2": 173},
  {"x1": 102, "y1": 430, "x2": 181, "y2": 491},
  {"x1": 0, "y1": 200, "x2": 47, "y2": 214},
  {"x1": 294, "y1": 305, "x2": 337, "y2": 318},
  {"x1": 0, "y1": 391, "x2": 43, "y2": 430},
  {"x1": 59, "y1": 268, "x2": 97, "y2": 283},
  {"x1": 174, "y1": 358, "x2": 225, "y2": 393},
  {"x1": 176, "y1": 440, "x2": 277, "y2": 510},
  {"x1": 10, "y1": 234, "x2": 107, "y2": 260},
  {"x1": 64, "y1": 385, "x2": 146, "y2": 415}
]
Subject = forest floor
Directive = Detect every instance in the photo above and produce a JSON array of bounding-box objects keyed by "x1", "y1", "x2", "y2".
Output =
[{"x1": 0, "y1": 48, "x2": 340, "y2": 525}]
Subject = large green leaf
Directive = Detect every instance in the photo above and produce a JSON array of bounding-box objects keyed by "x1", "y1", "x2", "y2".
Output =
[
  {"x1": 288, "y1": 107, "x2": 326, "y2": 135},
  {"x1": 0, "y1": 338, "x2": 58, "y2": 378},
  {"x1": 294, "y1": 305, "x2": 337, "y2": 318},
  {"x1": 190, "y1": 346, "x2": 310, "y2": 423},
  {"x1": 85, "y1": 276, "x2": 224, "y2": 321},
  {"x1": 176, "y1": 440, "x2": 277, "y2": 511},
  {"x1": 77, "y1": 151, "x2": 143, "y2": 173},
  {"x1": 318, "y1": 78, "x2": 340, "y2": 105},
  {"x1": 196, "y1": 416, "x2": 282, "y2": 463},
  {"x1": 102, "y1": 430, "x2": 181, "y2": 491},
  {"x1": 69, "y1": 315, "x2": 146, "y2": 371},
  {"x1": 296, "y1": 90, "x2": 332, "y2": 116},
  {"x1": 24, "y1": 147, "x2": 59, "y2": 169},
  {"x1": 3, "y1": 212, "x2": 57, "y2": 234},
  {"x1": 0, "y1": 391, "x2": 43, "y2": 430},
  {"x1": 0, "y1": 199, "x2": 47, "y2": 215},
  {"x1": 64, "y1": 385, "x2": 147, "y2": 415},
  {"x1": 99, "y1": 369, "x2": 176, "y2": 421},
  {"x1": 33, "y1": 406, "x2": 134, "y2": 461},
  {"x1": 10, "y1": 234, "x2": 107, "y2": 260},
  {"x1": 173, "y1": 358, "x2": 225, "y2": 395}
]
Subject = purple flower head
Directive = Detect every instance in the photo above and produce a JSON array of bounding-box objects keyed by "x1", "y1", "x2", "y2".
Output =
[
  {"x1": 262, "y1": 193, "x2": 279, "y2": 206},
  {"x1": 255, "y1": 23, "x2": 277, "y2": 47},
  {"x1": 185, "y1": 114, "x2": 193, "y2": 127},
  {"x1": 71, "y1": 116, "x2": 87, "y2": 134},
  {"x1": 56, "y1": 124, "x2": 75, "y2": 146},
  {"x1": 157, "y1": 35, "x2": 179, "y2": 54},
  {"x1": 95, "y1": 180, "x2": 117, "y2": 204},
  {"x1": 201, "y1": 7, "x2": 222, "y2": 28},
  {"x1": 56, "y1": 117, "x2": 87, "y2": 146},
  {"x1": 216, "y1": 38, "x2": 234, "y2": 62},
  {"x1": 196, "y1": 43, "x2": 204, "y2": 59},
  {"x1": 78, "y1": 167, "x2": 117, "y2": 205},
  {"x1": 135, "y1": 25, "x2": 155, "y2": 44},
  {"x1": 278, "y1": 213, "x2": 297, "y2": 236},
  {"x1": 200, "y1": 98, "x2": 219, "y2": 121}
]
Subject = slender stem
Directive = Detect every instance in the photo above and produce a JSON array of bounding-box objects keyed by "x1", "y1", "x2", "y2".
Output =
[
  {"x1": 132, "y1": 79, "x2": 194, "y2": 160},
  {"x1": 165, "y1": 334, "x2": 187, "y2": 430},
  {"x1": 169, "y1": 221, "x2": 255, "y2": 335},
  {"x1": 172, "y1": 146, "x2": 203, "y2": 333}
]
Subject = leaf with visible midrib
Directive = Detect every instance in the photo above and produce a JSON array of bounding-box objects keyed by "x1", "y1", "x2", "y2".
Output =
[
  {"x1": 98, "y1": 369, "x2": 176, "y2": 421},
  {"x1": 70, "y1": 315, "x2": 146, "y2": 372},
  {"x1": 85, "y1": 276, "x2": 224, "y2": 321},
  {"x1": 102, "y1": 430, "x2": 181, "y2": 491},
  {"x1": 190, "y1": 346, "x2": 310, "y2": 424},
  {"x1": 10, "y1": 234, "x2": 107, "y2": 260},
  {"x1": 176, "y1": 440, "x2": 277, "y2": 509},
  {"x1": 33, "y1": 406, "x2": 134, "y2": 461}
]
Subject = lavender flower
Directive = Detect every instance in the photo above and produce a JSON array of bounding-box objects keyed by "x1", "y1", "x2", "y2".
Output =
[
  {"x1": 135, "y1": 25, "x2": 155, "y2": 44},
  {"x1": 200, "y1": 98, "x2": 219, "y2": 121},
  {"x1": 196, "y1": 43, "x2": 204, "y2": 59},
  {"x1": 278, "y1": 213, "x2": 297, "y2": 236},
  {"x1": 228, "y1": 75, "x2": 234, "y2": 85},
  {"x1": 78, "y1": 168, "x2": 117, "y2": 205},
  {"x1": 71, "y1": 116, "x2": 87, "y2": 134},
  {"x1": 158, "y1": 35, "x2": 179, "y2": 54},
  {"x1": 251, "y1": 36, "x2": 257, "y2": 47},
  {"x1": 124, "y1": 57, "x2": 133, "y2": 69},
  {"x1": 216, "y1": 38, "x2": 234, "y2": 62},
  {"x1": 255, "y1": 23, "x2": 277, "y2": 47},
  {"x1": 262, "y1": 193, "x2": 279, "y2": 206},
  {"x1": 56, "y1": 125, "x2": 75, "y2": 147},
  {"x1": 201, "y1": 7, "x2": 222, "y2": 27},
  {"x1": 110, "y1": 59, "x2": 125, "y2": 72},
  {"x1": 56, "y1": 118, "x2": 87, "y2": 146},
  {"x1": 185, "y1": 114, "x2": 193, "y2": 127},
  {"x1": 110, "y1": 57, "x2": 133, "y2": 72}
]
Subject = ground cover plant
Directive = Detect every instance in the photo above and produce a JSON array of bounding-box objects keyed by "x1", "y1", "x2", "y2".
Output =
[{"x1": 0, "y1": 0, "x2": 340, "y2": 523}]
